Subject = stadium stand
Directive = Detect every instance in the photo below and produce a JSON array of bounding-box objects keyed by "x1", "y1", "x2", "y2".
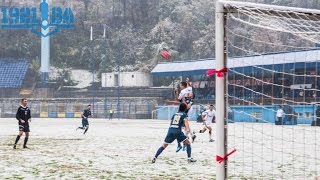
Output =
[
  {"x1": 0, "y1": 59, "x2": 28, "y2": 88},
  {"x1": 152, "y1": 49, "x2": 320, "y2": 104}
]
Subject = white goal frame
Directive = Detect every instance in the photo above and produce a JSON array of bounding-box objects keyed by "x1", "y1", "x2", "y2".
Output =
[{"x1": 215, "y1": 1, "x2": 320, "y2": 179}]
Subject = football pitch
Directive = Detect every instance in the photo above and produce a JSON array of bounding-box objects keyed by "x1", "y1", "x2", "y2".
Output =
[
  {"x1": 0, "y1": 119, "x2": 319, "y2": 179},
  {"x1": 0, "y1": 119, "x2": 215, "y2": 179}
]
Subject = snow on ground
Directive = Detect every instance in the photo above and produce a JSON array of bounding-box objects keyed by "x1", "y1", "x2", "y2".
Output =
[
  {"x1": 0, "y1": 119, "x2": 319, "y2": 179},
  {"x1": 228, "y1": 123, "x2": 320, "y2": 179}
]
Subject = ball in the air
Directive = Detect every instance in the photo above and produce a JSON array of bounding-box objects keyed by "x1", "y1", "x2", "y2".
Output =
[{"x1": 160, "y1": 50, "x2": 171, "y2": 60}]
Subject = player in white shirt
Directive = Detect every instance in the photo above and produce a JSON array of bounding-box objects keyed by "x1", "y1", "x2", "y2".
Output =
[
  {"x1": 276, "y1": 105, "x2": 284, "y2": 125},
  {"x1": 186, "y1": 77, "x2": 193, "y2": 99},
  {"x1": 169, "y1": 78, "x2": 193, "y2": 112},
  {"x1": 177, "y1": 87, "x2": 190, "y2": 102},
  {"x1": 197, "y1": 104, "x2": 215, "y2": 142},
  {"x1": 177, "y1": 83, "x2": 191, "y2": 106}
]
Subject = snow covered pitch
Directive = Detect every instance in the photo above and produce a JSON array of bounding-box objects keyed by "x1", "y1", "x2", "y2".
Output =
[{"x1": 0, "y1": 119, "x2": 319, "y2": 179}]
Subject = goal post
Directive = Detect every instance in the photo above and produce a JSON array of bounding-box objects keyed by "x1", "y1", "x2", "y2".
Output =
[
  {"x1": 215, "y1": 1, "x2": 320, "y2": 179},
  {"x1": 215, "y1": 1, "x2": 228, "y2": 180}
]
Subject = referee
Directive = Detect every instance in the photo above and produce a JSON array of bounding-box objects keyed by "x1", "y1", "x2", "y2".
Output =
[
  {"x1": 76, "y1": 105, "x2": 92, "y2": 134},
  {"x1": 13, "y1": 98, "x2": 31, "y2": 149}
]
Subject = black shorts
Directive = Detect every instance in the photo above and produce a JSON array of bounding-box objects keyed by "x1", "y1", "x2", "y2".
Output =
[
  {"x1": 19, "y1": 124, "x2": 30, "y2": 132},
  {"x1": 277, "y1": 117, "x2": 283, "y2": 125},
  {"x1": 185, "y1": 99, "x2": 194, "y2": 105},
  {"x1": 82, "y1": 119, "x2": 89, "y2": 127},
  {"x1": 180, "y1": 98, "x2": 194, "y2": 105},
  {"x1": 164, "y1": 129, "x2": 188, "y2": 144}
]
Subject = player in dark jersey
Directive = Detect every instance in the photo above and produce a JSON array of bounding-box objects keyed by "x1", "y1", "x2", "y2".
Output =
[
  {"x1": 152, "y1": 103, "x2": 196, "y2": 163},
  {"x1": 13, "y1": 98, "x2": 32, "y2": 149},
  {"x1": 175, "y1": 81, "x2": 197, "y2": 152},
  {"x1": 76, "y1": 105, "x2": 92, "y2": 134},
  {"x1": 166, "y1": 81, "x2": 197, "y2": 151}
]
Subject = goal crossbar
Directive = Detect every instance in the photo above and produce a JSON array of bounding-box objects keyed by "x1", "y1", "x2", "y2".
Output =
[{"x1": 220, "y1": 0, "x2": 320, "y2": 18}]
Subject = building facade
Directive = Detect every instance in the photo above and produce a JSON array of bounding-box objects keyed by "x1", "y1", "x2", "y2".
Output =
[{"x1": 101, "y1": 72, "x2": 152, "y2": 87}]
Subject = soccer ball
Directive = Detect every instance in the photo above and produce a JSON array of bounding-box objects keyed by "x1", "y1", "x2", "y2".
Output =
[{"x1": 160, "y1": 50, "x2": 171, "y2": 60}]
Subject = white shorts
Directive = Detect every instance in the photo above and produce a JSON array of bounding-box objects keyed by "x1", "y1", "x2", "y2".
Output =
[{"x1": 204, "y1": 121, "x2": 212, "y2": 128}]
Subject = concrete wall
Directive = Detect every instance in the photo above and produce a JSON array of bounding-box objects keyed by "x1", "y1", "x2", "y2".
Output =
[{"x1": 101, "y1": 72, "x2": 152, "y2": 87}]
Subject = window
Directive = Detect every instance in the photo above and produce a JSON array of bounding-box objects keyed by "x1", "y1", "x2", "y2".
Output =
[{"x1": 114, "y1": 74, "x2": 119, "y2": 86}]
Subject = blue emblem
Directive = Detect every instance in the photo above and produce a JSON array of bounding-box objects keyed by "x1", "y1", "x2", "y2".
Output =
[{"x1": 1, "y1": 0, "x2": 74, "y2": 37}]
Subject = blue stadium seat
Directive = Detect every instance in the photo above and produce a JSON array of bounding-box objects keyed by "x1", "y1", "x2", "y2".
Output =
[{"x1": 0, "y1": 59, "x2": 28, "y2": 88}]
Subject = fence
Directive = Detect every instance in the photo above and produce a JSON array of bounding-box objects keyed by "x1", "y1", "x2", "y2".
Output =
[
  {"x1": 231, "y1": 105, "x2": 318, "y2": 124},
  {"x1": 0, "y1": 98, "x2": 156, "y2": 119},
  {"x1": 154, "y1": 104, "x2": 319, "y2": 124},
  {"x1": 154, "y1": 105, "x2": 205, "y2": 121}
]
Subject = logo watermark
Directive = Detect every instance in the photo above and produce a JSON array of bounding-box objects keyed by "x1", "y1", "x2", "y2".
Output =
[{"x1": 1, "y1": 0, "x2": 74, "y2": 37}]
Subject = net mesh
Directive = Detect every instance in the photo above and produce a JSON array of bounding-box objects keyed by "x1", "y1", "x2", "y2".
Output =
[
  {"x1": 222, "y1": 2, "x2": 320, "y2": 179},
  {"x1": 226, "y1": 2, "x2": 320, "y2": 43}
]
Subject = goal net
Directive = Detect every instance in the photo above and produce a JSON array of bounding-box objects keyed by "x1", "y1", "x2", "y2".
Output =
[{"x1": 216, "y1": 1, "x2": 320, "y2": 179}]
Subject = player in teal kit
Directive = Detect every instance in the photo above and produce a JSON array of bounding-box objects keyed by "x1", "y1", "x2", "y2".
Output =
[{"x1": 152, "y1": 103, "x2": 196, "y2": 163}]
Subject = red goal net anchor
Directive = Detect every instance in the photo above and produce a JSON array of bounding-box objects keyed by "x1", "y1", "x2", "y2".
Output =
[
  {"x1": 206, "y1": 68, "x2": 228, "y2": 77},
  {"x1": 216, "y1": 149, "x2": 236, "y2": 164}
]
